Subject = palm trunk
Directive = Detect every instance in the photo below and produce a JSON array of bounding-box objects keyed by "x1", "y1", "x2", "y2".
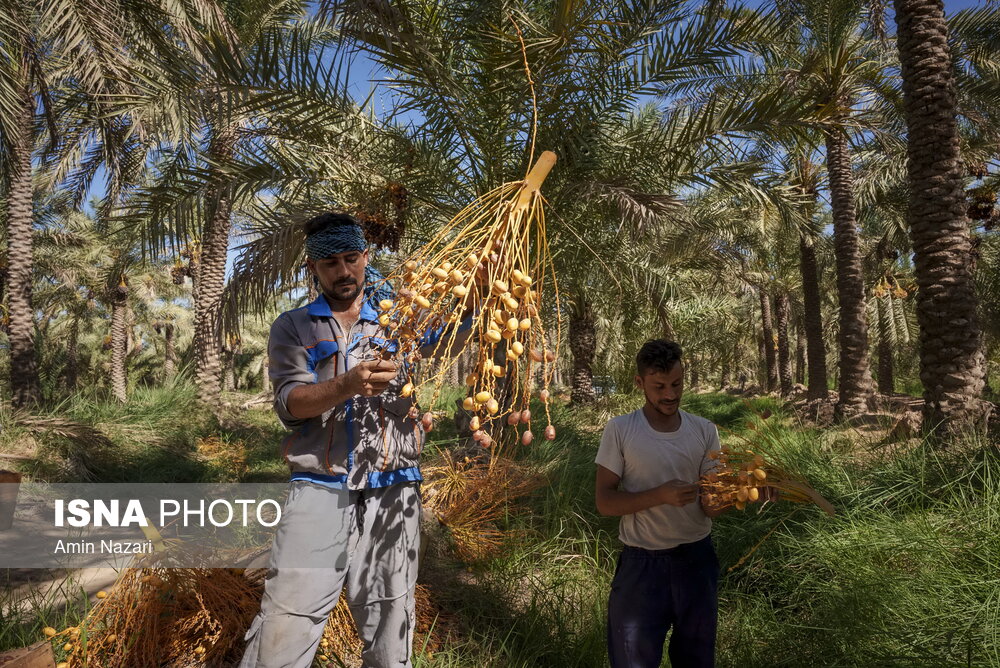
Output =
[
  {"x1": 193, "y1": 126, "x2": 236, "y2": 409},
  {"x1": 568, "y1": 299, "x2": 596, "y2": 405},
  {"x1": 163, "y1": 323, "x2": 176, "y2": 382},
  {"x1": 65, "y1": 315, "x2": 80, "y2": 391},
  {"x1": 457, "y1": 346, "x2": 473, "y2": 387},
  {"x1": 690, "y1": 355, "x2": 700, "y2": 389},
  {"x1": 110, "y1": 299, "x2": 128, "y2": 403},
  {"x1": 447, "y1": 356, "x2": 459, "y2": 386},
  {"x1": 261, "y1": 359, "x2": 271, "y2": 392},
  {"x1": 825, "y1": 129, "x2": 873, "y2": 418},
  {"x1": 877, "y1": 297, "x2": 894, "y2": 395},
  {"x1": 799, "y1": 235, "x2": 829, "y2": 400},
  {"x1": 759, "y1": 289, "x2": 777, "y2": 392},
  {"x1": 720, "y1": 362, "x2": 731, "y2": 389},
  {"x1": 776, "y1": 293, "x2": 793, "y2": 396},
  {"x1": 895, "y1": 0, "x2": 987, "y2": 435},
  {"x1": 223, "y1": 349, "x2": 235, "y2": 392},
  {"x1": 757, "y1": 335, "x2": 767, "y2": 389},
  {"x1": 7, "y1": 72, "x2": 41, "y2": 408},
  {"x1": 795, "y1": 322, "x2": 807, "y2": 386}
]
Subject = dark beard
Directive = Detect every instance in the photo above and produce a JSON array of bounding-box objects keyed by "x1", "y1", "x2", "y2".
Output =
[
  {"x1": 648, "y1": 398, "x2": 679, "y2": 417},
  {"x1": 324, "y1": 279, "x2": 362, "y2": 303}
]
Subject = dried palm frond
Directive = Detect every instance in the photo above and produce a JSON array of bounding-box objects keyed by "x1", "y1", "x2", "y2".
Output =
[
  {"x1": 319, "y1": 584, "x2": 453, "y2": 663},
  {"x1": 49, "y1": 565, "x2": 451, "y2": 666},
  {"x1": 8, "y1": 411, "x2": 117, "y2": 480},
  {"x1": 51, "y1": 567, "x2": 260, "y2": 667},
  {"x1": 10, "y1": 412, "x2": 116, "y2": 450},
  {"x1": 423, "y1": 454, "x2": 546, "y2": 562}
]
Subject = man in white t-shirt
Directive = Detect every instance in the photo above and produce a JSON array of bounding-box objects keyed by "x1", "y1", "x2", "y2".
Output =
[{"x1": 595, "y1": 339, "x2": 772, "y2": 668}]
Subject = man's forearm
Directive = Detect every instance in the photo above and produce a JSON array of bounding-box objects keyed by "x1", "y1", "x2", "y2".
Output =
[
  {"x1": 596, "y1": 487, "x2": 666, "y2": 516},
  {"x1": 286, "y1": 375, "x2": 357, "y2": 419}
]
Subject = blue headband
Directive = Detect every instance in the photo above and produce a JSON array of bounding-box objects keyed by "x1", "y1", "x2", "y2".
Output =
[
  {"x1": 306, "y1": 224, "x2": 394, "y2": 303},
  {"x1": 305, "y1": 224, "x2": 367, "y2": 259}
]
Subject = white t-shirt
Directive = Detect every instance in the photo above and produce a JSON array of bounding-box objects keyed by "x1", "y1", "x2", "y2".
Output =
[{"x1": 595, "y1": 408, "x2": 721, "y2": 550}]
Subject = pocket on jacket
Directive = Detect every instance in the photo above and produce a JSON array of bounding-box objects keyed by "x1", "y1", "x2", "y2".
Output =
[{"x1": 382, "y1": 395, "x2": 423, "y2": 464}]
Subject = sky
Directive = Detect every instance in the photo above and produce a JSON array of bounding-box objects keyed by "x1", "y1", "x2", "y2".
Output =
[{"x1": 944, "y1": 0, "x2": 986, "y2": 11}]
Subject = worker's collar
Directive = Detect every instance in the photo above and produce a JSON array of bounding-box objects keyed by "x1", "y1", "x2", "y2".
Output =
[{"x1": 307, "y1": 294, "x2": 378, "y2": 322}]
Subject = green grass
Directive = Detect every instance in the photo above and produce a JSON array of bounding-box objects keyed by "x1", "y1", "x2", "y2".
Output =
[
  {"x1": 0, "y1": 383, "x2": 288, "y2": 483},
  {"x1": 0, "y1": 571, "x2": 91, "y2": 653},
  {"x1": 4, "y1": 385, "x2": 998, "y2": 666},
  {"x1": 409, "y1": 390, "x2": 1000, "y2": 667}
]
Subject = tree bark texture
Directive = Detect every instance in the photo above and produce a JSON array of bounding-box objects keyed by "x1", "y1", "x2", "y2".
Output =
[
  {"x1": 776, "y1": 293, "x2": 793, "y2": 396},
  {"x1": 796, "y1": 319, "x2": 806, "y2": 387},
  {"x1": 223, "y1": 349, "x2": 235, "y2": 392},
  {"x1": 569, "y1": 299, "x2": 596, "y2": 405},
  {"x1": 895, "y1": 0, "x2": 988, "y2": 435},
  {"x1": 825, "y1": 129, "x2": 873, "y2": 418},
  {"x1": 110, "y1": 299, "x2": 128, "y2": 403},
  {"x1": 163, "y1": 323, "x2": 176, "y2": 382},
  {"x1": 759, "y1": 289, "x2": 777, "y2": 392},
  {"x1": 6, "y1": 72, "x2": 41, "y2": 407},
  {"x1": 877, "y1": 297, "x2": 895, "y2": 395},
  {"x1": 757, "y1": 335, "x2": 767, "y2": 388},
  {"x1": 193, "y1": 127, "x2": 236, "y2": 409},
  {"x1": 799, "y1": 235, "x2": 829, "y2": 399}
]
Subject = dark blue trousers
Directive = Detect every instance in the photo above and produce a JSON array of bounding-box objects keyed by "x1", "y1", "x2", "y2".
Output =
[{"x1": 607, "y1": 536, "x2": 719, "y2": 668}]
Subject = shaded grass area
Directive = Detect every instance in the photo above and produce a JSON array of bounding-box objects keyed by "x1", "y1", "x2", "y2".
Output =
[
  {"x1": 411, "y1": 392, "x2": 1000, "y2": 667},
  {"x1": 2, "y1": 387, "x2": 998, "y2": 666},
  {"x1": 0, "y1": 570, "x2": 91, "y2": 655},
  {"x1": 0, "y1": 383, "x2": 288, "y2": 483},
  {"x1": 0, "y1": 385, "x2": 291, "y2": 653}
]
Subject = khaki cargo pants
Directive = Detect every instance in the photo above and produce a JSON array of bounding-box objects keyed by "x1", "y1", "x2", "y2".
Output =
[{"x1": 239, "y1": 481, "x2": 421, "y2": 668}]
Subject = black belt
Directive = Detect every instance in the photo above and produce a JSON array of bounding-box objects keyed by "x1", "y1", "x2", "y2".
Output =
[{"x1": 621, "y1": 535, "x2": 711, "y2": 556}]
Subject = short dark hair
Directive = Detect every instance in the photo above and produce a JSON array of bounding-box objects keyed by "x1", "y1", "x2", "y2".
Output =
[
  {"x1": 636, "y1": 339, "x2": 683, "y2": 376},
  {"x1": 302, "y1": 212, "x2": 361, "y2": 237}
]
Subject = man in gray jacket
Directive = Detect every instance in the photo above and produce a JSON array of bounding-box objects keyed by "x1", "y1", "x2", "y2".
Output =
[{"x1": 241, "y1": 212, "x2": 463, "y2": 668}]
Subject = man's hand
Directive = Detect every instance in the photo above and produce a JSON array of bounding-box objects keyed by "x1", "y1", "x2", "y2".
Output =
[
  {"x1": 654, "y1": 479, "x2": 699, "y2": 507},
  {"x1": 345, "y1": 359, "x2": 399, "y2": 397}
]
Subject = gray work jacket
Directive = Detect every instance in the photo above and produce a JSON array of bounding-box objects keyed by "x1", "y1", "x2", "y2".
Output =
[{"x1": 267, "y1": 294, "x2": 423, "y2": 490}]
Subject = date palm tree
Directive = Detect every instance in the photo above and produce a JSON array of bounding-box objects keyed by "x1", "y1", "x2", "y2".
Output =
[
  {"x1": 893, "y1": 0, "x2": 992, "y2": 435},
  {"x1": 775, "y1": 0, "x2": 904, "y2": 417},
  {"x1": 326, "y1": 0, "x2": 814, "y2": 403},
  {"x1": 0, "y1": 0, "x2": 228, "y2": 408},
  {"x1": 112, "y1": 2, "x2": 380, "y2": 411},
  {"x1": 789, "y1": 156, "x2": 831, "y2": 400}
]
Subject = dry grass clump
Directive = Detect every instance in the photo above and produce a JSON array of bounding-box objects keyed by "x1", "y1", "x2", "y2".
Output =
[
  {"x1": 194, "y1": 434, "x2": 248, "y2": 479},
  {"x1": 47, "y1": 567, "x2": 260, "y2": 667},
  {"x1": 46, "y1": 565, "x2": 453, "y2": 666},
  {"x1": 318, "y1": 584, "x2": 455, "y2": 663},
  {"x1": 423, "y1": 452, "x2": 546, "y2": 562}
]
